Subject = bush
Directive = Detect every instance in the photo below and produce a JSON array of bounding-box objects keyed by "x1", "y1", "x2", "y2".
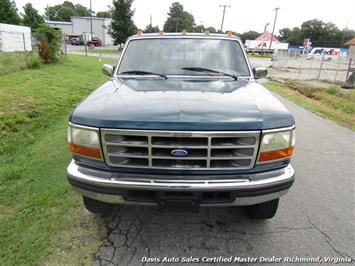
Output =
[
  {"x1": 34, "y1": 25, "x2": 61, "y2": 63},
  {"x1": 326, "y1": 85, "x2": 340, "y2": 95},
  {"x1": 297, "y1": 85, "x2": 319, "y2": 98},
  {"x1": 27, "y1": 54, "x2": 42, "y2": 69},
  {"x1": 38, "y1": 37, "x2": 52, "y2": 63}
]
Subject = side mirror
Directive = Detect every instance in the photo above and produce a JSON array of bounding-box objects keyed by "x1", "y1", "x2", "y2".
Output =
[
  {"x1": 102, "y1": 64, "x2": 115, "y2": 77},
  {"x1": 253, "y1": 67, "x2": 268, "y2": 79}
]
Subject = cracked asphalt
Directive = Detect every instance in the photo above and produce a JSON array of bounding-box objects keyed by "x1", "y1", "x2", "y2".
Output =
[{"x1": 92, "y1": 95, "x2": 355, "y2": 266}]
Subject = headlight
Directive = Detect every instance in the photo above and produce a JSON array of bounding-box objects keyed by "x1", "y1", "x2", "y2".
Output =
[
  {"x1": 67, "y1": 123, "x2": 102, "y2": 160},
  {"x1": 258, "y1": 127, "x2": 295, "y2": 163}
]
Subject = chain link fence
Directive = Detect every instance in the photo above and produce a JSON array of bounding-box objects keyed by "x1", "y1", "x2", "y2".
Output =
[{"x1": 271, "y1": 50, "x2": 353, "y2": 83}]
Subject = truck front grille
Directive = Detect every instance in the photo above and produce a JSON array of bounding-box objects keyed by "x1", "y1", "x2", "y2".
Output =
[{"x1": 101, "y1": 129, "x2": 260, "y2": 170}]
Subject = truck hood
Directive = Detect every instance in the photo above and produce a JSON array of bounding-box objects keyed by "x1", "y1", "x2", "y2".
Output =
[{"x1": 70, "y1": 78, "x2": 294, "y2": 130}]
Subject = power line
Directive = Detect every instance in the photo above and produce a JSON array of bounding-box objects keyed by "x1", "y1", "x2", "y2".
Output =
[{"x1": 219, "y1": 4, "x2": 231, "y2": 32}]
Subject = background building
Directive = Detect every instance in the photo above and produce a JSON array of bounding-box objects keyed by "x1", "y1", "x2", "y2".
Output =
[
  {"x1": 0, "y1": 23, "x2": 32, "y2": 52},
  {"x1": 46, "y1": 16, "x2": 113, "y2": 45}
]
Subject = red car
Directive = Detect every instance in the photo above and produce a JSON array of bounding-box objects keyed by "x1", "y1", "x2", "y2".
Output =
[{"x1": 87, "y1": 37, "x2": 102, "y2": 47}]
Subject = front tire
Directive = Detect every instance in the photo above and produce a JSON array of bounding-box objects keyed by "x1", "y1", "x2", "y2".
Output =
[
  {"x1": 246, "y1": 198, "x2": 279, "y2": 219},
  {"x1": 82, "y1": 196, "x2": 113, "y2": 215}
]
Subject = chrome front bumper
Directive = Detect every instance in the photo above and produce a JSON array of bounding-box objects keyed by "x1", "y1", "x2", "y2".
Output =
[{"x1": 66, "y1": 160, "x2": 295, "y2": 206}]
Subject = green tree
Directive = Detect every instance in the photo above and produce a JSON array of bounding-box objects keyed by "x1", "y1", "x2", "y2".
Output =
[
  {"x1": 279, "y1": 28, "x2": 292, "y2": 41},
  {"x1": 205, "y1": 26, "x2": 217, "y2": 33},
  {"x1": 194, "y1": 24, "x2": 204, "y2": 33},
  {"x1": 45, "y1": 1, "x2": 90, "y2": 21},
  {"x1": 278, "y1": 20, "x2": 355, "y2": 47},
  {"x1": 279, "y1": 27, "x2": 302, "y2": 45},
  {"x1": 300, "y1": 19, "x2": 346, "y2": 47},
  {"x1": 143, "y1": 24, "x2": 160, "y2": 33},
  {"x1": 163, "y1": 2, "x2": 195, "y2": 32},
  {"x1": 75, "y1": 4, "x2": 91, "y2": 17},
  {"x1": 21, "y1": 3, "x2": 44, "y2": 30},
  {"x1": 301, "y1": 19, "x2": 328, "y2": 46},
  {"x1": 110, "y1": 0, "x2": 137, "y2": 44},
  {"x1": 0, "y1": 0, "x2": 21, "y2": 24},
  {"x1": 96, "y1": 11, "x2": 111, "y2": 18},
  {"x1": 238, "y1": 31, "x2": 260, "y2": 43}
]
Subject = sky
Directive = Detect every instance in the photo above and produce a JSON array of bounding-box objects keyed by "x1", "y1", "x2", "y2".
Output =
[{"x1": 14, "y1": 0, "x2": 355, "y2": 33}]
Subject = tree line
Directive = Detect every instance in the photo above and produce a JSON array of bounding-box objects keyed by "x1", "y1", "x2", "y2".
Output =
[
  {"x1": 1, "y1": 0, "x2": 354, "y2": 47},
  {"x1": 279, "y1": 20, "x2": 355, "y2": 47}
]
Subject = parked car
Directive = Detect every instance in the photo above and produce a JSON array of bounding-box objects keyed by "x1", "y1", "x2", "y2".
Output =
[
  {"x1": 69, "y1": 37, "x2": 80, "y2": 45},
  {"x1": 87, "y1": 37, "x2": 102, "y2": 47},
  {"x1": 67, "y1": 32, "x2": 296, "y2": 219}
]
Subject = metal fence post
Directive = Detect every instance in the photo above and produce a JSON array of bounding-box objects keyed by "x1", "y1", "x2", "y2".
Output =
[
  {"x1": 346, "y1": 58, "x2": 352, "y2": 81},
  {"x1": 84, "y1": 34, "x2": 88, "y2": 56},
  {"x1": 317, "y1": 53, "x2": 325, "y2": 80},
  {"x1": 64, "y1": 34, "x2": 67, "y2": 57},
  {"x1": 297, "y1": 56, "x2": 303, "y2": 79},
  {"x1": 22, "y1": 33, "x2": 28, "y2": 66},
  {"x1": 334, "y1": 56, "x2": 342, "y2": 82}
]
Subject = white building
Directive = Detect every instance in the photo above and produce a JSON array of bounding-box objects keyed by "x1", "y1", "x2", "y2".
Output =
[
  {"x1": 46, "y1": 16, "x2": 114, "y2": 45},
  {"x1": 0, "y1": 23, "x2": 32, "y2": 52}
]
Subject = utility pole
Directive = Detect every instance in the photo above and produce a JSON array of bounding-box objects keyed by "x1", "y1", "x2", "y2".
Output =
[
  {"x1": 150, "y1": 15, "x2": 152, "y2": 27},
  {"x1": 268, "y1": 7, "x2": 280, "y2": 53},
  {"x1": 89, "y1": 0, "x2": 93, "y2": 40},
  {"x1": 219, "y1": 4, "x2": 231, "y2": 32}
]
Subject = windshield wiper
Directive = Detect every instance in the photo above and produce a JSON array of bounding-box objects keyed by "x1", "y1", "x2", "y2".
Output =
[
  {"x1": 182, "y1": 67, "x2": 238, "y2": 80},
  {"x1": 119, "y1": 70, "x2": 167, "y2": 79}
]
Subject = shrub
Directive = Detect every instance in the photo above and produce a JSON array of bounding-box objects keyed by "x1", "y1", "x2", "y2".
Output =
[
  {"x1": 27, "y1": 53, "x2": 42, "y2": 69},
  {"x1": 297, "y1": 85, "x2": 318, "y2": 98},
  {"x1": 326, "y1": 85, "x2": 340, "y2": 95},
  {"x1": 38, "y1": 37, "x2": 52, "y2": 63},
  {"x1": 35, "y1": 25, "x2": 61, "y2": 63}
]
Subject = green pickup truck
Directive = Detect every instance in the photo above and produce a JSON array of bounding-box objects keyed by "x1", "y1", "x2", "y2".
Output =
[{"x1": 66, "y1": 32, "x2": 296, "y2": 219}]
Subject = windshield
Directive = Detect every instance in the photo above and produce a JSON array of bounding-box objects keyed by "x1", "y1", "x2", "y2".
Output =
[{"x1": 117, "y1": 38, "x2": 251, "y2": 77}]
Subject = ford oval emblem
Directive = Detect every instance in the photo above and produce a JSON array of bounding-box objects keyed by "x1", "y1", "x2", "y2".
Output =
[{"x1": 171, "y1": 149, "x2": 188, "y2": 157}]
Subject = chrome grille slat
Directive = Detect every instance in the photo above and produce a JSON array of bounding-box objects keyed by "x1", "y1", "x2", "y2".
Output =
[
  {"x1": 101, "y1": 129, "x2": 260, "y2": 170},
  {"x1": 105, "y1": 143, "x2": 148, "y2": 147},
  {"x1": 150, "y1": 145, "x2": 256, "y2": 149},
  {"x1": 151, "y1": 156, "x2": 209, "y2": 160},
  {"x1": 108, "y1": 154, "x2": 149, "y2": 158},
  {"x1": 210, "y1": 156, "x2": 253, "y2": 160}
]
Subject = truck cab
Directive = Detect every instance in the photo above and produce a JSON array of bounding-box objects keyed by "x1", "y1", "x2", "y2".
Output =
[{"x1": 67, "y1": 32, "x2": 295, "y2": 219}]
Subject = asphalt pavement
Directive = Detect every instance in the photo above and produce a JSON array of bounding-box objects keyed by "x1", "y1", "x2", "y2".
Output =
[{"x1": 91, "y1": 85, "x2": 355, "y2": 266}]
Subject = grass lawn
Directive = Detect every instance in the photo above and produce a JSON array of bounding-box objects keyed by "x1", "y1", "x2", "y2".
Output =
[
  {"x1": 265, "y1": 81, "x2": 355, "y2": 130},
  {"x1": 0, "y1": 52, "x2": 28, "y2": 75},
  {"x1": 0, "y1": 55, "x2": 116, "y2": 265}
]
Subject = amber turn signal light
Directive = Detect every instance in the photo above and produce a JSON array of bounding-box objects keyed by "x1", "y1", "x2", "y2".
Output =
[
  {"x1": 69, "y1": 143, "x2": 102, "y2": 159},
  {"x1": 258, "y1": 147, "x2": 294, "y2": 162}
]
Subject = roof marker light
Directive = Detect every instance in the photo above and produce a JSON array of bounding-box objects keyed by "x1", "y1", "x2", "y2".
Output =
[
  {"x1": 181, "y1": 29, "x2": 187, "y2": 35},
  {"x1": 159, "y1": 30, "x2": 164, "y2": 35},
  {"x1": 136, "y1": 30, "x2": 142, "y2": 36},
  {"x1": 204, "y1": 30, "x2": 210, "y2": 35},
  {"x1": 227, "y1": 31, "x2": 233, "y2": 37}
]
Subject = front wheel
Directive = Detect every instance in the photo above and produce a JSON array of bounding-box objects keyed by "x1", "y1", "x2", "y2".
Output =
[
  {"x1": 246, "y1": 198, "x2": 279, "y2": 219},
  {"x1": 82, "y1": 196, "x2": 113, "y2": 215}
]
